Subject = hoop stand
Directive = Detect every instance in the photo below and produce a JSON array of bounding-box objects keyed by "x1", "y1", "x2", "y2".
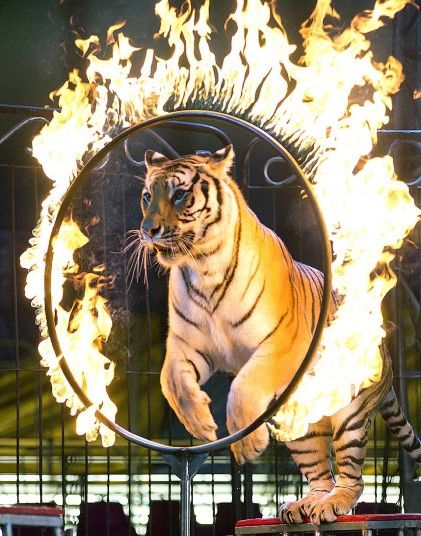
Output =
[{"x1": 163, "y1": 451, "x2": 209, "y2": 536}]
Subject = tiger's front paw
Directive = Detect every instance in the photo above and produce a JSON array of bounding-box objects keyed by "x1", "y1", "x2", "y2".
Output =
[
  {"x1": 161, "y1": 361, "x2": 218, "y2": 442},
  {"x1": 229, "y1": 423, "x2": 269, "y2": 465},
  {"x1": 179, "y1": 389, "x2": 218, "y2": 442},
  {"x1": 226, "y1": 382, "x2": 270, "y2": 464}
]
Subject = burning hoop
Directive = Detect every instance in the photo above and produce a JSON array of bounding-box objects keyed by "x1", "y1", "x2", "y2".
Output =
[
  {"x1": 19, "y1": 0, "x2": 420, "y2": 453},
  {"x1": 43, "y1": 109, "x2": 332, "y2": 455}
]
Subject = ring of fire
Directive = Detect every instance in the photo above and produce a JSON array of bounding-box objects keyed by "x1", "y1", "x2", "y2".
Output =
[
  {"x1": 43, "y1": 109, "x2": 332, "y2": 454},
  {"x1": 20, "y1": 0, "x2": 420, "y2": 451}
]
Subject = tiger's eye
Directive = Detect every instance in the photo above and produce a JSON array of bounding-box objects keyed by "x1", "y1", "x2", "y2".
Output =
[
  {"x1": 172, "y1": 190, "x2": 187, "y2": 204},
  {"x1": 142, "y1": 191, "x2": 151, "y2": 206}
]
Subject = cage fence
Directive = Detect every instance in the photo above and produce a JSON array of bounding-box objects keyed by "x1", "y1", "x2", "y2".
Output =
[{"x1": 0, "y1": 109, "x2": 419, "y2": 536}]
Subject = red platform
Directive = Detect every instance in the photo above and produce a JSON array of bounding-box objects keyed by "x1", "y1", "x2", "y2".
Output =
[
  {"x1": 0, "y1": 505, "x2": 64, "y2": 536},
  {"x1": 235, "y1": 514, "x2": 421, "y2": 535}
]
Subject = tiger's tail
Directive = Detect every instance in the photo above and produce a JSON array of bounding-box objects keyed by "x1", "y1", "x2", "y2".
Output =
[{"x1": 380, "y1": 388, "x2": 421, "y2": 463}]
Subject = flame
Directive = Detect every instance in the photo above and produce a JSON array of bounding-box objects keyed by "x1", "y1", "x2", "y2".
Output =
[
  {"x1": 22, "y1": 217, "x2": 116, "y2": 447},
  {"x1": 21, "y1": 0, "x2": 419, "y2": 444}
]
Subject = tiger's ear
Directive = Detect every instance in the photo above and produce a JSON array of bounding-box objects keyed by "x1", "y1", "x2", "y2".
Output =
[
  {"x1": 209, "y1": 144, "x2": 235, "y2": 174},
  {"x1": 145, "y1": 150, "x2": 168, "y2": 169}
]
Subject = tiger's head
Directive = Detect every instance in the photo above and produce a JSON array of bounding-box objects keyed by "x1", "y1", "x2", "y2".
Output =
[{"x1": 139, "y1": 145, "x2": 235, "y2": 267}]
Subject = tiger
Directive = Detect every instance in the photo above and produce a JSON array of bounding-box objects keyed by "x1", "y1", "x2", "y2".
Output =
[{"x1": 134, "y1": 144, "x2": 421, "y2": 524}]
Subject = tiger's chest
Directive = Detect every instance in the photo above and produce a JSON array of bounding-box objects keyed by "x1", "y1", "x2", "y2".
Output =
[
  {"x1": 168, "y1": 233, "x2": 285, "y2": 371},
  {"x1": 169, "y1": 273, "x2": 260, "y2": 372},
  {"x1": 202, "y1": 313, "x2": 257, "y2": 372}
]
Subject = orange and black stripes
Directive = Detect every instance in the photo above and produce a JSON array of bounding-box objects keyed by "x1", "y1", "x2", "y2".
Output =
[
  {"x1": 380, "y1": 389, "x2": 421, "y2": 462},
  {"x1": 145, "y1": 148, "x2": 420, "y2": 522},
  {"x1": 231, "y1": 280, "x2": 266, "y2": 328},
  {"x1": 200, "y1": 176, "x2": 223, "y2": 238}
]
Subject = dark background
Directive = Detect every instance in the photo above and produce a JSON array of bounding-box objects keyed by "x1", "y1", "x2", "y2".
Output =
[
  {"x1": 0, "y1": 1, "x2": 420, "y2": 527},
  {"x1": 0, "y1": 0, "x2": 420, "y2": 125}
]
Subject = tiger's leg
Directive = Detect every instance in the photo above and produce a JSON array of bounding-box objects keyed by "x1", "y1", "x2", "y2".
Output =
[
  {"x1": 160, "y1": 331, "x2": 217, "y2": 441},
  {"x1": 310, "y1": 403, "x2": 375, "y2": 524},
  {"x1": 226, "y1": 338, "x2": 312, "y2": 464},
  {"x1": 226, "y1": 355, "x2": 278, "y2": 463},
  {"x1": 280, "y1": 418, "x2": 335, "y2": 523}
]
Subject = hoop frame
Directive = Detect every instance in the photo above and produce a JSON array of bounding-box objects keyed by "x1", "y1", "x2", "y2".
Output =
[{"x1": 44, "y1": 110, "x2": 332, "y2": 455}]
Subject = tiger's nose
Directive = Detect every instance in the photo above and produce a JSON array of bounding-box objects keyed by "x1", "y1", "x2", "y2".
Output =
[{"x1": 141, "y1": 221, "x2": 163, "y2": 239}]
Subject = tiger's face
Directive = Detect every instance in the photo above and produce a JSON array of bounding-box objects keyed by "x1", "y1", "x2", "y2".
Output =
[{"x1": 140, "y1": 145, "x2": 234, "y2": 267}]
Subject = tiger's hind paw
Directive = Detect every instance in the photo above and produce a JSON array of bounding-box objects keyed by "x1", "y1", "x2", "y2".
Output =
[
  {"x1": 309, "y1": 487, "x2": 361, "y2": 524},
  {"x1": 279, "y1": 489, "x2": 332, "y2": 524},
  {"x1": 279, "y1": 501, "x2": 305, "y2": 524}
]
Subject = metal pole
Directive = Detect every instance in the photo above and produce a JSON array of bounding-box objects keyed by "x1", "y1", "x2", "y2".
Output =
[
  {"x1": 0, "y1": 103, "x2": 57, "y2": 117},
  {"x1": 180, "y1": 454, "x2": 192, "y2": 536},
  {"x1": 163, "y1": 451, "x2": 208, "y2": 536}
]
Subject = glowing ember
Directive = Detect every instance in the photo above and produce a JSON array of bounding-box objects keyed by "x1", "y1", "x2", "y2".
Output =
[{"x1": 21, "y1": 0, "x2": 420, "y2": 444}]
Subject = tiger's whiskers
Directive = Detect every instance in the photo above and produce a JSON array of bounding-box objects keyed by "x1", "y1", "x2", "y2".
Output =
[
  {"x1": 123, "y1": 229, "x2": 199, "y2": 285},
  {"x1": 123, "y1": 229, "x2": 151, "y2": 288}
]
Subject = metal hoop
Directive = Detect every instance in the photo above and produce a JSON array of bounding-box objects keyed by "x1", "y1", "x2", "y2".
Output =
[{"x1": 44, "y1": 110, "x2": 332, "y2": 455}]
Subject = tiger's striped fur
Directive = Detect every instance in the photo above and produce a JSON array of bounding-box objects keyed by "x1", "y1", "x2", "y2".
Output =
[
  {"x1": 280, "y1": 346, "x2": 420, "y2": 523},
  {"x1": 138, "y1": 145, "x2": 421, "y2": 524}
]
